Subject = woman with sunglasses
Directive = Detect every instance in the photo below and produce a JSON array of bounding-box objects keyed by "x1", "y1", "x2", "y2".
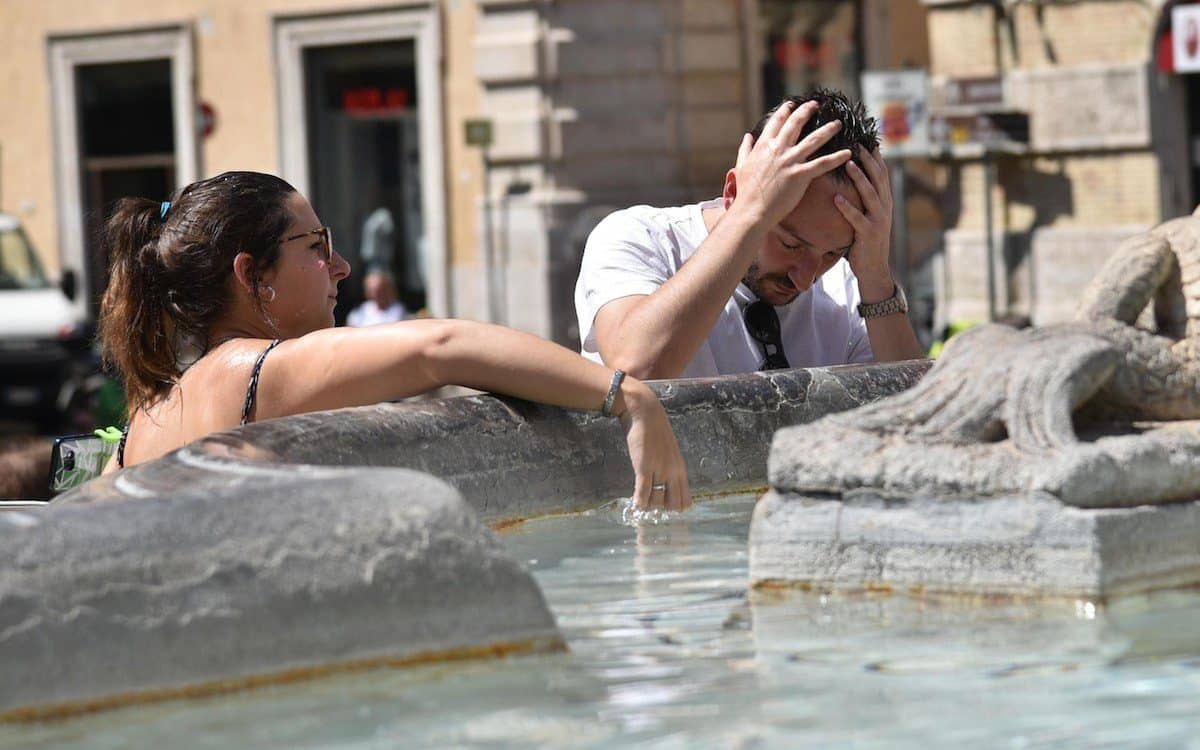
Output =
[{"x1": 98, "y1": 171, "x2": 690, "y2": 511}]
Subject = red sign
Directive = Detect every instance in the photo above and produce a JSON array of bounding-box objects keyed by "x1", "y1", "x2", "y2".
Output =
[
  {"x1": 197, "y1": 101, "x2": 217, "y2": 138},
  {"x1": 772, "y1": 38, "x2": 832, "y2": 69},
  {"x1": 341, "y1": 87, "x2": 409, "y2": 115}
]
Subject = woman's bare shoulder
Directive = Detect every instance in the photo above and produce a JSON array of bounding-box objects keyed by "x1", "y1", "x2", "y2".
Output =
[{"x1": 117, "y1": 342, "x2": 276, "y2": 468}]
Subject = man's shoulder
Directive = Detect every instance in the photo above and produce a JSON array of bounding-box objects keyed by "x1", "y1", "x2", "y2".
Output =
[{"x1": 591, "y1": 203, "x2": 694, "y2": 240}]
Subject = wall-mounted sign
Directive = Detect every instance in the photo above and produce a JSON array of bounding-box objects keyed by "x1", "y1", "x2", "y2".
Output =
[
  {"x1": 772, "y1": 38, "x2": 833, "y2": 69},
  {"x1": 464, "y1": 118, "x2": 493, "y2": 148},
  {"x1": 322, "y1": 64, "x2": 417, "y2": 117},
  {"x1": 1174, "y1": 5, "x2": 1200, "y2": 73},
  {"x1": 929, "y1": 112, "x2": 1029, "y2": 148},
  {"x1": 341, "y1": 87, "x2": 409, "y2": 115},
  {"x1": 196, "y1": 101, "x2": 216, "y2": 138},
  {"x1": 861, "y1": 70, "x2": 930, "y2": 157},
  {"x1": 942, "y1": 76, "x2": 1005, "y2": 108}
]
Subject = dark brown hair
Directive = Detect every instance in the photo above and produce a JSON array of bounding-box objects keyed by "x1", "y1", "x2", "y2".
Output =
[
  {"x1": 750, "y1": 87, "x2": 880, "y2": 183},
  {"x1": 98, "y1": 171, "x2": 297, "y2": 414}
]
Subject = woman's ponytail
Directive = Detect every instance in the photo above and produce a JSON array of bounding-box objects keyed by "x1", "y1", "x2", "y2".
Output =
[
  {"x1": 96, "y1": 171, "x2": 298, "y2": 418},
  {"x1": 97, "y1": 197, "x2": 176, "y2": 414}
]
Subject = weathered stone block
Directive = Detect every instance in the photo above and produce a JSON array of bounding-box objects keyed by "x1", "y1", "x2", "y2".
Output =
[
  {"x1": 1008, "y1": 65, "x2": 1151, "y2": 152},
  {"x1": 940, "y1": 228, "x2": 1011, "y2": 322},
  {"x1": 675, "y1": 32, "x2": 742, "y2": 73},
  {"x1": 679, "y1": 0, "x2": 738, "y2": 28},
  {"x1": 1, "y1": 467, "x2": 561, "y2": 720},
  {"x1": 549, "y1": 0, "x2": 667, "y2": 35},
  {"x1": 490, "y1": 116, "x2": 544, "y2": 162},
  {"x1": 555, "y1": 77, "x2": 673, "y2": 118},
  {"x1": 1005, "y1": 2, "x2": 1151, "y2": 69},
  {"x1": 681, "y1": 107, "x2": 746, "y2": 151},
  {"x1": 553, "y1": 153, "x2": 682, "y2": 191},
  {"x1": 681, "y1": 73, "x2": 745, "y2": 108},
  {"x1": 1031, "y1": 226, "x2": 1147, "y2": 324},
  {"x1": 750, "y1": 490, "x2": 1200, "y2": 600},
  {"x1": 60, "y1": 362, "x2": 932, "y2": 523},
  {"x1": 474, "y1": 36, "x2": 541, "y2": 83},
  {"x1": 926, "y1": 4, "x2": 999, "y2": 78},
  {"x1": 555, "y1": 40, "x2": 663, "y2": 76},
  {"x1": 559, "y1": 115, "x2": 674, "y2": 158}
]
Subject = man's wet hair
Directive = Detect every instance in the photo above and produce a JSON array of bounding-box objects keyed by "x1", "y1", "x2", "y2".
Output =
[{"x1": 749, "y1": 88, "x2": 880, "y2": 183}]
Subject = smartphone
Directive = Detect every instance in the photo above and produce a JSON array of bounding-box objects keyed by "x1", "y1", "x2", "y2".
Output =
[{"x1": 48, "y1": 434, "x2": 116, "y2": 496}]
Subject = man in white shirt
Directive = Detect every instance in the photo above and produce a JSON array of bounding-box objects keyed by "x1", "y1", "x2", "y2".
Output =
[
  {"x1": 575, "y1": 89, "x2": 924, "y2": 379},
  {"x1": 347, "y1": 270, "x2": 410, "y2": 327}
]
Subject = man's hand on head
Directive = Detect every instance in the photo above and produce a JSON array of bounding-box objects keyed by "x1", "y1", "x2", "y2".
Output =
[
  {"x1": 729, "y1": 101, "x2": 853, "y2": 231},
  {"x1": 834, "y1": 147, "x2": 895, "y2": 302}
]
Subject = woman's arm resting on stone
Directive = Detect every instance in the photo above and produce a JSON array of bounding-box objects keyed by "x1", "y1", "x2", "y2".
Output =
[{"x1": 259, "y1": 319, "x2": 692, "y2": 510}]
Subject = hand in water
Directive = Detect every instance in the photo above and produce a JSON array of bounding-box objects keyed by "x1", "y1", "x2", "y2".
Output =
[{"x1": 619, "y1": 379, "x2": 691, "y2": 511}]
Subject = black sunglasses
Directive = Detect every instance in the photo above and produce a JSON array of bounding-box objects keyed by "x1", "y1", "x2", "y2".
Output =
[
  {"x1": 743, "y1": 300, "x2": 790, "y2": 371},
  {"x1": 284, "y1": 226, "x2": 334, "y2": 264}
]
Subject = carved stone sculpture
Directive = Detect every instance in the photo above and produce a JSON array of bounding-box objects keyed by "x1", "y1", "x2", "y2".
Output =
[
  {"x1": 772, "y1": 210, "x2": 1200, "y2": 508},
  {"x1": 752, "y1": 209, "x2": 1200, "y2": 598}
]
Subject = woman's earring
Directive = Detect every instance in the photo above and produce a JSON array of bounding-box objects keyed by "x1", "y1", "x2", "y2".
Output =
[{"x1": 264, "y1": 285, "x2": 277, "y2": 303}]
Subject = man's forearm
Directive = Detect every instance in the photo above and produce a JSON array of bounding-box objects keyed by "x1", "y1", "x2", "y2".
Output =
[
  {"x1": 600, "y1": 207, "x2": 767, "y2": 379},
  {"x1": 864, "y1": 314, "x2": 924, "y2": 362}
]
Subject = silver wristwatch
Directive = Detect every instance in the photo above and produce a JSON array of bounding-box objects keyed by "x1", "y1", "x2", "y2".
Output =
[{"x1": 857, "y1": 283, "x2": 908, "y2": 319}]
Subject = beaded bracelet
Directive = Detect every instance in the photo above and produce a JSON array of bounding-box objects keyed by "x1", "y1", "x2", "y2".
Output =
[{"x1": 601, "y1": 369, "x2": 626, "y2": 417}]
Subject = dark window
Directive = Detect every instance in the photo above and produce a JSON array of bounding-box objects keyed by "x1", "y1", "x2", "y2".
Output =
[
  {"x1": 75, "y1": 59, "x2": 175, "y2": 314},
  {"x1": 760, "y1": 0, "x2": 862, "y2": 106},
  {"x1": 303, "y1": 40, "x2": 425, "y2": 319}
]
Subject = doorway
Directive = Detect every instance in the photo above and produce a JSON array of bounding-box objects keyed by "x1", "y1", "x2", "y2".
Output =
[
  {"x1": 274, "y1": 7, "x2": 446, "y2": 318},
  {"x1": 75, "y1": 59, "x2": 175, "y2": 315},
  {"x1": 303, "y1": 41, "x2": 424, "y2": 320},
  {"x1": 48, "y1": 27, "x2": 196, "y2": 321}
]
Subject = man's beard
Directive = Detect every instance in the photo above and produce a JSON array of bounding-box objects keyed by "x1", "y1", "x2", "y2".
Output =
[{"x1": 742, "y1": 262, "x2": 800, "y2": 306}]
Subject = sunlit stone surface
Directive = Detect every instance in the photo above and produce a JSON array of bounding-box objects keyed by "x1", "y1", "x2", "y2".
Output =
[
  {"x1": 15, "y1": 361, "x2": 928, "y2": 719},
  {"x1": 752, "y1": 209, "x2": 1200, "y2": 598},
  {"x1": 59, "y1": 362, "x2": 931, "y2": 521},
  {"x1": 0, "y1": 466, "x2": 560, "y2": 720}
]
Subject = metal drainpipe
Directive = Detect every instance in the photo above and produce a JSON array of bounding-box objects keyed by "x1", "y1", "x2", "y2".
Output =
[{"x1": 983, "y1": 149, "x2": 997, "y2": 322}]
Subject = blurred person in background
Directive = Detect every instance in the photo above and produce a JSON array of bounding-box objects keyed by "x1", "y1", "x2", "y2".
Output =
[{"x1": 347, "y1": 269, "x2": 410, "y2": 327}]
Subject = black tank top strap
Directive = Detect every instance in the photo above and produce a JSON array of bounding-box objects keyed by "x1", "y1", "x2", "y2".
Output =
[
  {"x1": 241, "y1": 339, "x2": 282, "y2": 425},
  {"x1": 116, "y1": 338, "x2": 282, "y2": 469},
  {"x1": 116, "y1": 422, "x2": 129, "y2": 468}
]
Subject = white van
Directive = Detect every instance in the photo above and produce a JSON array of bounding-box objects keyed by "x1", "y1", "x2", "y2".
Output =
[{"x1": 0, "y1": 214, "x2": 86, "y2": 430}]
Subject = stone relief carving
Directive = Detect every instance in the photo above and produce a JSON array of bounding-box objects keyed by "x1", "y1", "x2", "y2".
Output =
[{"x1": 771, "y1": 209, "x2": 1200, "y2": 509}]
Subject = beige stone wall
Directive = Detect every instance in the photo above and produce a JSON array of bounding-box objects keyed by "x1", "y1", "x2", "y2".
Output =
[
  {"x1": 923, "y1": 0, "x2": 1171, "y2": 324},
  {"x1": 927, "y1": 3, "x2": 999, "y2": 77},
  {"x1": 471, "y1": 0, "x2": 756, "y2": 340},
  {"x1": 863, "y1": 0, "x2": 931, "y2": 70},
  {"x1": 1003, "y1": 1, "x2": 1154, "y2": 70},
  {"x1": 444, "y1": 1, "x2": 482, "y2": 269},
  {"x1": 0, "y1": 0, "x2": 480, "y2": 276},
  {"x1": 1011, "y1": 152, "x2": 1161, "y2": 230}
]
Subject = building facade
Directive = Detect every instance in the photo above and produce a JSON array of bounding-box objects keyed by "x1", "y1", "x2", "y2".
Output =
[
  {"x1": 922, "y1": 0, "x2": 1194, "y2": 326},
  {"x1": 0, "y1": 0, "x2": 928, "y2": 348}
]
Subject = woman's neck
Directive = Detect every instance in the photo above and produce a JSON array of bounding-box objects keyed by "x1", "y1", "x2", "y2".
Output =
[{"x1": 205, "y1": 317, "x2": 279, "y2": 351}]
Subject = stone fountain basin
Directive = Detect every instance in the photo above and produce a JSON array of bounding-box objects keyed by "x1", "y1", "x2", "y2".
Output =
[{"x1": 0, "y1": 361, "x2": 929, "y2": 721}]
